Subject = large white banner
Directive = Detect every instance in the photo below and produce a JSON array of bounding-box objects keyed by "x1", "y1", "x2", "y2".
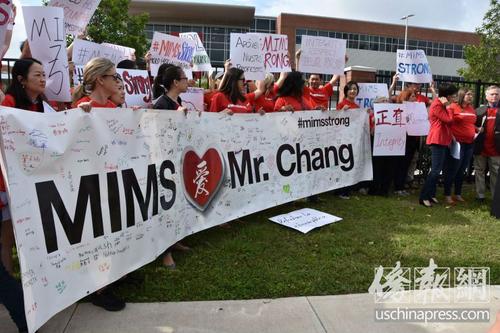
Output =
[
  {"x1": 179, "y1": 32, "x2": 212, "y2": 72},
  {"x1": 23, "y1": 6, "x2": 71, "y2": 102},
  {"x1": 373, "y1": 103, "x2": 407, "y2": 156},
  {"x1": 116, "y1": 69, "x2": 152, "y2": 108},
  {"x1": 49, "y1": 0, "x2": 101, "y2": 36},
  {"x1": 396, "y1": 49, "x2": 432, "y2": 83},
  {"x1": 149, "y1": 31, "x2": 196, "y2": 77},
  {"x1": 298, "y1": 35, "x2": 346, "y2": 75},
  {"x1": 0, "y1": 108, "x2": 371, "y2": 332},
  {"x1": 355, "y1": 83, "x2": 389, "y2": 109},
  {"x1": 72, "y1": 38, "x2": 123, "y2": 65},
  {"x1": 230, "y1": 33, "x2": 265, "y2": 81}
]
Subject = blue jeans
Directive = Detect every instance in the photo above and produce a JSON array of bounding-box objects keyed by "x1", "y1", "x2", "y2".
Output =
[
  {"x1": 420, "y1": 145, "x2": 449, "y2": 200},
  {"x1": 0, "y1": 261, "x2": 27, "y2": 331},
  {"x1": 443, "y1": 143, "x2": 474, "y2": 196}
]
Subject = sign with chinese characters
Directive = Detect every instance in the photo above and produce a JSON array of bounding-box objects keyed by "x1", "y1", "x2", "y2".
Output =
[
  {"x1": 0, "y1": 107, "x2": 372, "y2": 332},
  {"x1": 149, "y1": 31, "x2": 196, "y2": 78},
  {"x1": 23, "y1": 6, "x2": 71, "y2": 102},
  {"x1": 49, "y1": 0, "x2": 101, "y2": 36},
  {"x1": 298, "y1": 35, "x2": 346, "y2": 75},
  {"x1": 396, "y1": 49, "x2": 432, "y2": 84},
  {"x1": 373, "y1": 103, "x2": 407, "y2": 156},
  {"x1": 230, "y1": 33, "x2": 265, "y2": 81},
  {"x1": 269, "y1": 208, "x2": 342, "y2": 233},
  {"x1": 72, "y1": 39, "x2": 123, "y2": 65},
  {"x1": 356, "y1": 83, "x2": 389, "y2": 109},
  {"x1": 404, "y1": 101, "x2": 430, "y2": 136},
  {"x1": 179, "y1": 32, "x2": 212, "y2": 72}
]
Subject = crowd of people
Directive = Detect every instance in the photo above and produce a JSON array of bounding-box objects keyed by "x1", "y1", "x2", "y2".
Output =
[{"x1": 0, "y1": 9, "x2": 499, "y2": 333}]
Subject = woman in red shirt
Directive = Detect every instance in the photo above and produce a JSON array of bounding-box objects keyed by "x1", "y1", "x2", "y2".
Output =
[
  {"x1": 72, "y1": 57, "x2": 120, "y2": 110},
  {"x1": 419, "y1": 83, "x2": 459, "y2": 207},
  {"x1": 274, "y1": 71, "x2": 313, "y2": 112},
  {"x1": 443, "y1": 88, "x2": 477, "y2": 203},
  {"x1": 209, "y1": 67, "x2": 263, "y2": 114}
]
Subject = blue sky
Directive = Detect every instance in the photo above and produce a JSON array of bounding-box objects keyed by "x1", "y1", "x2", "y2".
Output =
[{"x1": 7, "y1": 0, "x2": 491, "y2": 58}]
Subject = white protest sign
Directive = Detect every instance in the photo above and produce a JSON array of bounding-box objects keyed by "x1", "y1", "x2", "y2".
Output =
[
  {"x1": 116, "y1": 69, "x2": 152, "y2": 107},
  {"x1": 72, "y1": 64, "x2": 84, "y2": 86},
  {"x1": 102, "y1": 42, "x2": 136, "y2": 62},
  {"x1": 0, "y1": 1, "x2": 13, "y2": 50},
  {"x1": 49, "y1": 0, "x2": 101, "y2": 36},
  {"x1": 299, "y1": 35, "x2": 346, "y2": 75},
  {"x1": 355, "y1": 83, "x2": 389, "y2": 109},
  {"x1": 396, "y1": 49, "x2": 432, "y2": 84},
  {"x1": 373, "y1": 103, "x2": 407, "y2": 156},
  {"x1": 180, "y1": 87, "x2": 204, "y2": 111},
  {"x1": 23, "y1": 6, "x2": 71, "y2": 102},
  {"x1": 252, "y1": 33, "x2": 291, "y2": 73},
  {"x1": 230, "y1": 33, "x2": 265, "y2": 81},
  {"x1": 404, "y1": 101, "x2": 430, "y2": 136},
  {"x1": 179, "y1": 32, "x2": 212, "y2": 72},
  {"x1": 269, "y1": 208, "x2": 342, "y2": 233},
  {"x1": 0, "y1": 108, "x2": 372, "y2": 332},
  {"x1": 72, "y1": 39, "x2": 123, "y2": 65},
  {"x1": 149, "y1": 31, "x2": 196, "y2": 77}
]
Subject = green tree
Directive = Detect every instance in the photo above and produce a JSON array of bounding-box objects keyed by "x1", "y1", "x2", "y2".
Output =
[
  {"x1": 86, "y1": 0, "x2": 149, "y2": 58},
  {"x1": 458, "y1": 0, "x2": 500, "y2": 82}
]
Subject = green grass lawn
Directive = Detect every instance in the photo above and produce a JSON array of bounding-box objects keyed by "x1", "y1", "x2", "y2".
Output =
[{"x1": 116, "y1": 184, "x2": 499, "y2": 302}]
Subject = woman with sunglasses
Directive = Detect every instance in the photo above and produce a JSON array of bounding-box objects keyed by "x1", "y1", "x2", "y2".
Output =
[
  {"x1": 72, "y1": 57, "x2": 120, "y2": 110},
  {"x1": 153, "y1": 65, "x2": 189, "y2": 112},
  {"x1": 209, "y1": 67, "x2": 264, "y2": 114}
]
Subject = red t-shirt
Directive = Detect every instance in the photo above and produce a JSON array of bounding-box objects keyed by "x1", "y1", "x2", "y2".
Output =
[
  {"x1": 204, "y1": 90, "x2": 216, "y2": 111},
  {"x1": 304, "y1": 82, "x2": 334, "y2": 109},
  {"x1": 248, "y1": 89, "x2": 277, "y2": 113},
  {"x1": 449, "y1": 103, "x2": 477, "y2": 144},
  {"x1": 72, "y1": 96, "x2": 117, "y2": 109},
  {"x1": 274, "y1": 95, "x2": 313, "y2": 112},
  {"x1": 2, "y1": 94, "x2": 43, "y2": 112},
  {"x1": 336, "y1": 98, "x2": 359, "y2": 110},
  {"x1": 208, "y1": 92, "x2": 254, "y2": 113},
  {"x1": 482, "y1": 107, "x2": 499, "y2": 157},
  {"x1": 416, "y1": 93, "x2": 430, "y2": 106}
]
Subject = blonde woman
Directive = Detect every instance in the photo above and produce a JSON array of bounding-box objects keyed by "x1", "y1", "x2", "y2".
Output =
[{"x1": 72, "y1": 57, "x2": 120, "y2": 110}]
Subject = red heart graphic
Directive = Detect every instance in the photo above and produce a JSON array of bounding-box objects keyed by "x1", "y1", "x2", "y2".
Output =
[{"x1": 182, "y1": 148, "x2": 225, "y2": 211}]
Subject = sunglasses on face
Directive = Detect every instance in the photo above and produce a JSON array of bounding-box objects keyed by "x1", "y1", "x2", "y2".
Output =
[{"x1": 102, "y1": 73, "x2": 122, "y2": 81}]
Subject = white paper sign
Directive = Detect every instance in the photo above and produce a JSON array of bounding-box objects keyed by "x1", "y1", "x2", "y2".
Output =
[
  {"x1": 72, "y1": 64, "x2": 84, "y2": 86},
  {"x1": 396, "y1": 49, "x2": 432, "y2": 84},
  {"x1": 355, "y1": 83, "x2": 389, "y2": 109},
  {"x1": 180, "y1": 87, "x2": 204, "y2": 111},
  {"x1": 116, "y1": 69, "x2": 152, "y2": 107},
  {"x1": 0, "y1": 108, "x2": 372, "y2": 332},
  {"x1": 49, "y1": 0, "x2": 101, "y2": 36},
  {"x1": 23, "y1": 6, "x2": 71, "y2": 102},
  {"x1": 179, "y1": 32, "x2": 211, "y2": 72},
  {"x1": 102, "y1": 43, "x2": 136, "y2": 62},
  {"x1": 373, "y1": 103, "x2": 407, "y2": 156},
  {"x1": 72, "y1": 39, "x2": 123, "y2": 65},
  {"x1": 299, "y1": 35, "x2": 346, "y2": 75},
  {"x1": 230, "y1": 33, "x2": 265, "y2": 81},
  {"x1": 269, "y1": 208, "x2": 342, "y2": 233},
  {"x1": 149, "y1": 31, "x2": 196, "y2": 77},
  {"x1": 252, "y1": 33, "x2": 291, "y2": 73},
  {"x1": 404, "y1": 101, "x2": 430, "y2": 136},
  {"x1": 0, "y1": 1, "x2": 13, "y2": 50}
]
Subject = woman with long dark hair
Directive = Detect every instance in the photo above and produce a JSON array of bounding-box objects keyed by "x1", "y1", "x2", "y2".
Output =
[
  {"x1": 419, "y1": 83, "x2": 458, "y2": 207},
  {"x1": 209, "y1": 67, "x2": 263, "y2": 114},
  {"x1": 274, "y1": 71, "x2": 313, "y2": 112},
  {"x1": 153, "y1": 65, "x2": 189, "y2": 111}
]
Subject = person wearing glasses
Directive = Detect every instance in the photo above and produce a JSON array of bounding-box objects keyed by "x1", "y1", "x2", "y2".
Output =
[
  {"x1": 72, "y1": 57, "x2": 121, "y2": 110},
  {"x1": 419, "y1": 83, "x2": 459, "y2": 207},
  {"x1": 153, "y1": 65, "x2": 189, "y2": 112},
  {"x1": 209, "y1": 67, "x2": 264, "y2": 114}
]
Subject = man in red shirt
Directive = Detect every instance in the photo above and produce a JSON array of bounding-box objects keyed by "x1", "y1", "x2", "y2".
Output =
[
  {"x1": 303, "y1": 74, "x2": 339, "y2": 110},
  {"x1": 474, "y1": 85, "x2": 500, "y2": 202},
  {"x1": 406, "y1": 82, "x2": 436, "y2": 106}
]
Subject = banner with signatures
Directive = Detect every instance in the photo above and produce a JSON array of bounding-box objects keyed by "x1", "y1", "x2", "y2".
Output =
[{"x1": 0, "y1": 107, "x2": 372, "y2": 332}]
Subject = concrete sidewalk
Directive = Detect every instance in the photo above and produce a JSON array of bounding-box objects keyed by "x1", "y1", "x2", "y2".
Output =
[{"x1": 1, "y1": 287, "x2": 499, "y2": 333}]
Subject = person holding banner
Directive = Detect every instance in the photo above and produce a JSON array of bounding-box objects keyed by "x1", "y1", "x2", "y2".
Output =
[
  {"x1": 153, "y1": 65, "x2": 188, "y2": 112},
  {"x1": 274, "y1": 71, "x2": 313, "y2": 112},
  {"x1": 443, "y1": 88, "x2": 477, "y2": 204},
  {"x1": 72, "y1": 57, "x2": 120, "y2": 110},
  {"x1": 419, "y1": 83, "x2": 458, "y2": 207},
  {"x1": 209, "y1": 67, "x2": 264, "y2": 114}
]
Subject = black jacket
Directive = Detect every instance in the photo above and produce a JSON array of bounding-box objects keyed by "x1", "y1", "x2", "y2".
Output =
[{"x1": 474, "y1": 105, "x2": 500, "y2": 155}]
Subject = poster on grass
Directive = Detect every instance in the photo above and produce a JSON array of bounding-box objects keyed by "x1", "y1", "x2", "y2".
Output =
[
  {"x1": 269, "y1": 208, "x2": 342, "y2": 233},
  {"x1": 0, "y1": 107, "x2": 371, "y2": 332}
]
